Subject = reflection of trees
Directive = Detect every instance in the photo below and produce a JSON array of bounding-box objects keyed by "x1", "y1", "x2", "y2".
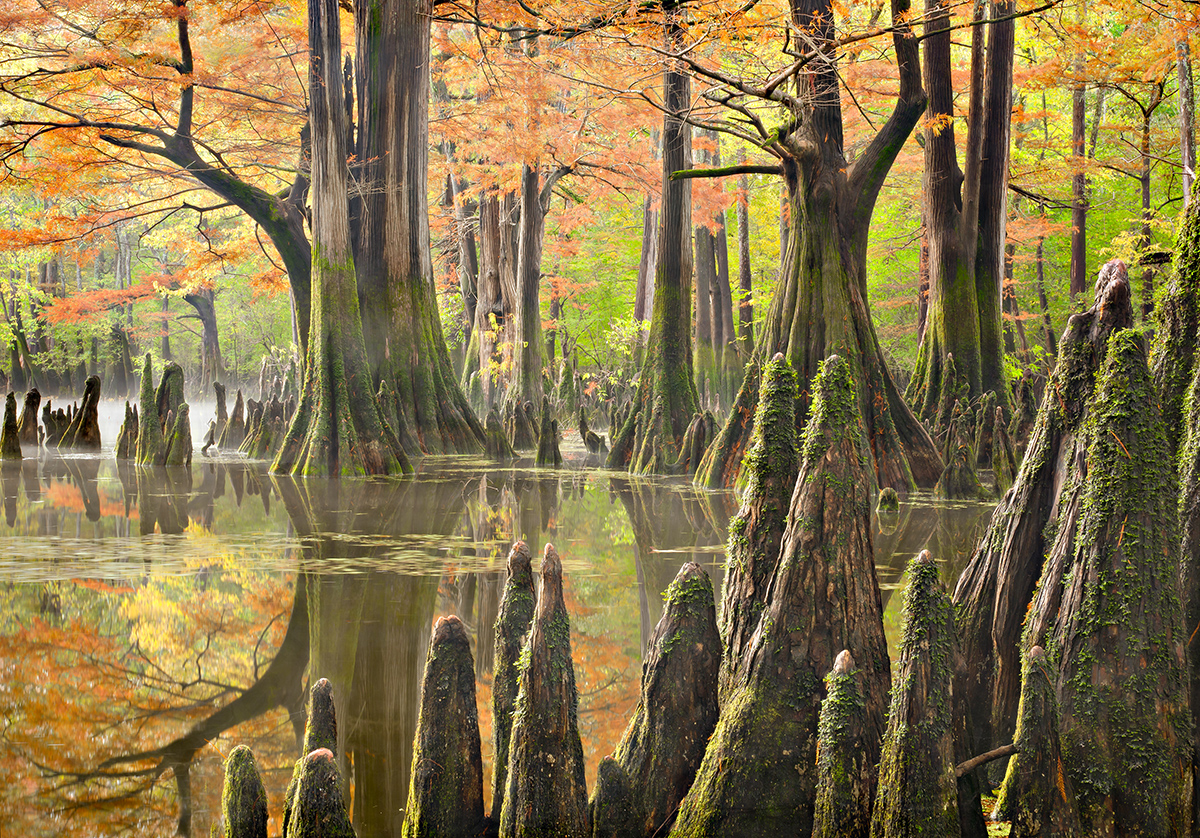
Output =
[
  {"x1": 871, "y1": 498, "x2": 994, "y2": 604},
  {"x1": 612, "y1": 476, "x2": 725, "y2": 655},
  {"x1": 275, "y1": 472, "x2": 470, "y2": 837}
]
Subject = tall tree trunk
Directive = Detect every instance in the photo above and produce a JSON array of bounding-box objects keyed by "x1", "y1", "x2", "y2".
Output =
[
  {"x1": 1069, "y1": 3, "x2": 1087, "y2": 298},
  {"x1": 697, "y1": 0, "x2": 939, "y2": 491},
  {"x1": 1182, "y1": 39, "x2": 1196, "y2": 207},
  {"x1": 634, "y1": 193, "x2": 659, "y2": 358},
  {"x1": 272, "y1": 0, "x2": 407, "y2": 477},
  {"x1": 506, "y1": 164, "x2": 548, "y2": 407},
  {"x1": 606, "y1": 12, "x2": 699, "y2": 474},
  {"x1": 906, "y1": 0, "x2": 1013, "y2": 418},
  {"x1": 736, "y1": 173, "x2": 753, "y2": 358},
  {"x1": 352, "y1": 0, "x2": 484, "y2": 455},
  {"x1": 183, "y1": 288, "x2": 224, "y2": 391}
]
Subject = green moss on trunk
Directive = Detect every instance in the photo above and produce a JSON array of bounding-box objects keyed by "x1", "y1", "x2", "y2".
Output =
[
  {"x1": 136, "y1": 355, "x2": 166, "y2": 466},
  {"x1": 222, "y1": 745, "x2": 268, "y2": 838},
  {"x1": 491, "y1": 541, "x2": 537, "y2": 820},
  {"x1": 812, "y1": 651, "x2": 873, "y2": 838}
]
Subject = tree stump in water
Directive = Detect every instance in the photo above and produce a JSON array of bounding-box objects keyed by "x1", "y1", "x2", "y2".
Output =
[
  {"x1": 507, "y1": 399, "x2": 538, "y2": 451},
  {"x1": 990, "y1": 406, "x2": 1016, "y2": 497},
  {"x1": 536, "y1": 397, "x2": 562, "y2": 467},
  {"x1": 935, "y1": 409, "x2": 982, "y2": 499},
  {"x1": 221, "y1": 744, "x2": 268, "y2": 838},
  {"x1": 115, "y1": 401, "x2": 138, "y2": 459},
  {"x1": 61, "y1": 374, "x2": 101, "y2": 450},
  {"x1": 670, "y1": 355, "x2": 889, "y2": 838},
  {"x1": 498, "y1": 543, "x2": 588, "y2": 838},
  {"x1": 2, "y1": 393, "x2": 21, "y2": 460},
  {"x1": 283, "y1": 678, "x2": 340, "y2": 838},
  {"x1": 214, "y1": 381, "x2": 228, "y2": 439},
  {"x1": 1006, "y1": 329, "x2": 1191, "y2": 836},
  {"x1": 219, "y1": 389, "x2": 246, "y2": 449},
  {"x1": 876, "y1": 487, "x2": 899, "y2": 513},
  {"x1": 155, "y1": 361, "x2": 185, "y2": 426},
  {"x1": 491, "y1": 541, "x2": 537, "y2": 820},
  {"x1": 402, "y1": 615, "x2": 485, "y2": 838},
  {"x1": 869, "y1": 552, "x2": 960, "y2": 838},
  {"x1": 164, "y1": 403, "x2": 192, "y2": 467},
  {"x1": 17, "y1": 388, "x2": 39, "y2": 446},
  {"x1": 589, "y1": 562, "x2": 721, "y2": 837},
  {"x1": 485, "y1": 406, "x2": 516, "y2": 460},
  {"x1": 136, "y1": 355, "x2": 167, "y2": 466},
  {"x1": 952, "y1": 263, "x2": 1132, "y2": 763},
  {"x1": 973, "y1": 390, "x2": 996, "y2": 468},
  {"x1": 285, "y1": 749, "x2": 354, "y2": 838},
  {"x1": 812, "y1": 651, "x2": 872, "y2": 838},
  {"x1": 718, "y1": 352, "x2": 798, "y2": 703}
]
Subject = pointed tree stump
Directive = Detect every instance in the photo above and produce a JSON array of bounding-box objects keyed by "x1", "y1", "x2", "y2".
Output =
[
  {"x1": 498, "y1": 543, "x2": 588, "y2": 838},
  {"x1": 136, "y1": 355, "x2": 167, "y2": 466},
  {"x1": 869, "y1": 552, "x2": 960, "y2": 838},
  {"x1": 812, "y1": 650, "x2": 873, "y2": 838},
  {"x1": 221, "y1": 745, "x2": 268, "y2": 838},
  {"x1": 17, "y1": 388, "x2": 39, "y2": 446},
  {"x1": 491, "y1": 541, "x2": 537, "y2": 819},
  {"x1": 285, "y1": 748, "x2": 355, "y2": 838},
  {"x1": 284, "y1": 678, "x2": 340, "y2": 838},
  {"x1": 1, "y1": 393, "x2": 20, "y2": 460},
  {"x1": 589, "y1": 562, "x2": 721, "y2": 837},
  {"x1": 61, "y1": 374, "x2": 101, "y2": 450},
  {"x1": 219, "y1": 389, "x2": 246, "y2": 449},
  {"x1": 403, "y1": 615, "x2": 485, "y2": 838}
]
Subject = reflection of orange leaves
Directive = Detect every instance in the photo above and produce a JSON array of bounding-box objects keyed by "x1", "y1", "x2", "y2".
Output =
[{"x1": 43, "y1": 481, "x2": 136, "y2": 519}]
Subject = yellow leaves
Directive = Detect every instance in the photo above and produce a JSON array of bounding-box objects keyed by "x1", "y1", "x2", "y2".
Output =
[{"x1": 921, "y1": 111, "x2": 954, "y2": 137}]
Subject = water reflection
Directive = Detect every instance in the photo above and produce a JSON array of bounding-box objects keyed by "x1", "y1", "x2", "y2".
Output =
[{"x1": 0, "y1": 453, "x2": 994, "y2": 837}]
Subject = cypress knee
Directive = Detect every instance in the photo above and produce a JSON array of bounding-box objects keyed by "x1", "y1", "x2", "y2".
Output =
[
  {"x1": 719, "y1": 351, "x2": 798, "y2": 702},
  {"x1": 991, "y1": 406, "x2": 1016, "y2": 497},
  {"x1": 498, "y1": 543, "x2": 588, "y2": 838},
  {"x1": 1, "y1": 393, "x2": 20, "y2": 460},
  {"x1": 60, "y1": 374, "x2": 101, "y2": 450},
  {"x1": 812, "y1": 650, "x2": 873, "y2": 838},
  {"x1": 671, "y1": 355, "x2": 890, "y2": 838},
  {"x1": 935, "y1": 409, "x2": 983, "y2": 499},
  {"x1": 402, "y1": 615, "x2": 485, "y2": 838},
  {"x1": 285, "y1": 749, "x2": 355, "y2": 838},
  {"x1": 155, "y1": 361, "x2": 185, "y2": 425},
  {"x1": 486, "y1": 407, "x2": 516, "y2": 460},
  {"x1": 115, "y1": 401, "x2": 138, "y2": 459},
  {"x1": 164, "y1": 403, "x2": 192, "y2": 467},
  {"x1": 973, "y1": 391, "x2": 996, "y2": 468},
  {"x1": 1016, "y1": 329, "x2": 1190, "y2": 835},
  {"x1": 284, "y1": 678, "x2": 340, "y2": 837},
  {"x1": 17, "y1": 387, "x2": 39, "y2": 446},
  {"x1": 869, "y1": 552, "x2": 960, "y2": 838},
  {"x1": 952, "y1": 263, "x2": 1132, "y2": 762},
  {"x1": 589, "y1": 562, "x2": 721, "y2": 837},
  {"x1": 214, "y1": 381, "x2": 228, "y2": 438},
  {"x1": 222, "y1": 744, "x2": 268, "y2": 838},
  {"x1": 536, "y1": 397, "x2": 562, "y2": 467},
  {"x1": 136, "y1": 355, "x2": 166, "y2": 465},
  {"x1": 492, "y1": 541, "x2": 537, "y2": 818}
]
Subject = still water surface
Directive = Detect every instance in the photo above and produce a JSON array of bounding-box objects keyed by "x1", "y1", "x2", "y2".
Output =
[{"x1": 0, "y1": 407, "x2": 994, "y2": 836}]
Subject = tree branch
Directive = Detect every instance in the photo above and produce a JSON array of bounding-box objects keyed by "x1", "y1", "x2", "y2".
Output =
[{"x1": 670, "y1": 163, "x2": 784, "y2": 181}]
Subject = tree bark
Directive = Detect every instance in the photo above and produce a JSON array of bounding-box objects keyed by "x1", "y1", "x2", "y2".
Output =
[
  {"x1": 273, "y1": 0, "x2": 407, "y2": 476},
  {"x1": 696, "y1": 0, "x2": 939, "y2": 491},
  {"x1": 352, "y1": 0, "x2": 484, "y2": 455}
]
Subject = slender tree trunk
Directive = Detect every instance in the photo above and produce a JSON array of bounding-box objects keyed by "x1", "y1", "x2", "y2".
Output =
[
  {"x1": 1182, "y1": 39, "x2": 1196, "y2": 207},
  {"x1": 1069, "y1": 9, "x2": 1087, "y2": 298},
  {"x1": 736, "y1": 173, "x2": 753, "y2": 358},
  {"x1": 506, "y1": 164, "x2": 548, "y2": 407},
  {"x1": 183, "y1": 288, "x2": 224, "y2": 391}
]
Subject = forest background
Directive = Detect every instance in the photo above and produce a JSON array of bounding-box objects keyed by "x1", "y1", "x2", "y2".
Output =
[{"x1": 0, "y1": 0, "x2": 1193, "y2": 408}]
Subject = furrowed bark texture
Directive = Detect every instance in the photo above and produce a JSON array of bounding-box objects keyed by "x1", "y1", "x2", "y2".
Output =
[
  {"x1": 352, "y1": 0, "x2": 484, "y2": 455},
  {"x1": 136, "y1": 355, "x2": 166, "y2": 466},
  {"x1": 869, "y1": 552, "x2": 960, "y2": 838},
  {"x1": 16, "y1": 388, "x2": 39, "y2": 446},
  {"x1": 671, "y1": 355, "x2": 889, "y2": 837},
  {"x1": 812, "y1": 651, "x2": 874, "y2": 838},
  {"x1": 498, "y1": 544, "x2": 588, "y2": 838},
  {"x1": 402, "y1": 615, "x2": 485, "y2": 838},
  {"x1": 695, "y1": 0, "x2": 938, "y2": 492},
  {"x1": 589, "y1": 562, "x2": 721, "y2": 837},
  {"x1": 1011, "y1": 329, "x2": 1191, "y2": 836},
  {"x1": 272, "y1": 0, "x2": 407, "y2": 477},
  {"x1": 951, "y1": 262, "x2": 1133, "y2": 760},
  {"x1": 718, "y1": 352, "x2": 798, "y2": 702},
  {"x1": 491, "y1": 541, "x2": 537, "y2": 819}
]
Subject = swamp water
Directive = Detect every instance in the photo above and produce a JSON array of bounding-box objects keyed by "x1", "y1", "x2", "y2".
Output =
[{"x1": 0, "y1": 402, "x2": 994, "y2": 836}]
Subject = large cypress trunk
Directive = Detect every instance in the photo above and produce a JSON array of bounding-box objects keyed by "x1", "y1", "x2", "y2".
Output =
[
  {"x1": 352, "y1": 0, "x2": 484, "y2": 455},
  {"x1": 695, "y1": 0, "x2": 938, "y2": 491},
  {"x1": 272, "y1": 0, "x2": 406, "y2": 477}
]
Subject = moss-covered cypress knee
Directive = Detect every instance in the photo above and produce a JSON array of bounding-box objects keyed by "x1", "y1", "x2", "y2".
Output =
[
  {"x1": 284, "y1": 678, "x2": 340, "y2": 837},
  {"x1": 812, "y1": 650, "x2": 873, "y2": 838},
  {"x1": 498, "y1": 543, "x2": 588, "y2": 838},
  {"x1": 876, "y1": 486, "x2": 899, "y2": 513},
  {"x1": 17, "y1": 387, "x2": 39, "y2": 446},
  {"x1": 285, "y1": 748, "x2": 355, "y2": 838},
  {"x1": 115, "y1": 401, "x2": 138, "y2": 460},
  {"x1": 222, "y1": 744, "x2": 268, "y2": 838},
  {"x1": 61, "y1": 374, "x2": 101, "y2": 450},
  {"x1": 718, "y1": 351, "x2": 798, "y2": 702},
  {"x1": 951, "y1": 263, "x2": 1132, "y2": 764},
  {"x1": 869, "y1": 552, "x2": 960, "y2": 838},
  {"x1": 164, "y1": 403, "x2": 192, "y2": 467},
  {"x1": 219, "y1": 388, "x2": 246, "y2": 449},
  {"x1": 973, "y1": 390, "x2": 996, "y2": 468},
  {"x1": 155, "y1": 361, "x2": 185, "y2": 425},
  {"x1": 590, "y1": 562, "x2": 721, "y2": 837},
  {"x1": 935, "y1": 410, "x2": 983, "y2": 499},
  {"x1": 990, "y1": 406, "x2": 1016, "y2": 497},
  {"x1": 671, "y1": 355, "x2": 890, "y2": 838},
  {"x1": 992, "y1": 646, "x2": 1077, "y2": 837},
  {"x1": 1018, "y1": 328, "x2": 1190, "y2": 836},
  {"x1": 403, "y1": 615, "x2": 485, "y2": 838},
  {"x1": 136, "y1": 354, "x2": 166, "y2": 466},
  {"x1": 536, "y1": 397, "x2": 562, "y2": 467},
  {"x1": 1, "y1": 393, "x2": 20, "y2": 460},
  {"x1": 486, "y1": 406, "x2": 516, "y2": 460},
  {"x1": 491, "y1": 541, "x2": 537, "y2": 819}
]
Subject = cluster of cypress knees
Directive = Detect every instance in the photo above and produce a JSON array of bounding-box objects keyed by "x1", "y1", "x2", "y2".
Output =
[{"x1": 218, "y1": 256, "x2": 1198, "y2": 837}]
